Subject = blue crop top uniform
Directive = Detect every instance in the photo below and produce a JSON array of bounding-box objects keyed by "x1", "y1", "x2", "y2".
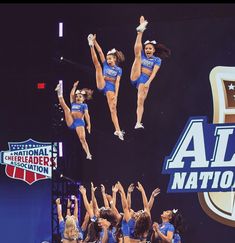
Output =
[
  {"x1": 158, "y1": 222, "x2": 174, "y2": 242},
  {"x1": 173, "y1": 233, "x2": 181, "y2": 243},
  {"x1": 131, "y1": 50, "x2": 161, "y2": 89},
  {"x1": 100, "y1": 60, "x2": 122, "y2": 95},
  {"x1": 100, "y1": 227, "x2": 117, "y2": 243},
  {"x1": 69, "y1": 102, "x2": 88, "y2": 129},
  {"x1": 122, "y1": 218, "x2": 148, "y2": 241}
]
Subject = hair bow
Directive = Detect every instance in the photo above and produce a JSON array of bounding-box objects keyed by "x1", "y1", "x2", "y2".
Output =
[
  {"x1": 172, "y1": 208, "x2": 178, "y2": 214},
  {"x1": 144, "y1": 40, "x2": 157, "y2": 45},
  {"x1": 107, "y1": 48, "x2": 117, "y2": 55},
  {"x1": 75, "y1": 89, "x2": 86, "y2": 95}
]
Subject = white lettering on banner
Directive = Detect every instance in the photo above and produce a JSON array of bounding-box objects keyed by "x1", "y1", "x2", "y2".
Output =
[
  {"x1": 171, "y1": 171, "x2": 234, "y2": 191},
  {"x1": 211, "y1": 127, "x2": 235, "y2": 167},
  {"x1": 0, "y1": 138, "x2": 58, "y2": 185},
  {"x1": 162, "y1": 117, "x2": 235, "y2": 193},
  {"x1": 167, "y1": 119, "x2": 209, "y2": 169}
]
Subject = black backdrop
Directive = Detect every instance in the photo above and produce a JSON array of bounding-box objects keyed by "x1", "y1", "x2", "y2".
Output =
[{"x1": 1, "y1": 3, "x2": 235, "y2": 243}]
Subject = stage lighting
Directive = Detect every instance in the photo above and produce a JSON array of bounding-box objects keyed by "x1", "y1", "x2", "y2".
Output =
[
  {"x1": 59, "y1": 22, "x2": 63, "y2": 37},
  {"x1": 37, "y1": 82, "x2": 46, "y2": 89},
  {"x1": 58, "y1": 142, "x2": 63, "y2": 157}
]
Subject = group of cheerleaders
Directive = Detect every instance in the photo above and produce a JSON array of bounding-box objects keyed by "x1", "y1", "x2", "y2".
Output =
[
  {"x1": 56, "y1": 181, "x2": 185, "y2": 243},
  {"x1": 55, "y1": 16, "x2": 171, "y2": 160}
]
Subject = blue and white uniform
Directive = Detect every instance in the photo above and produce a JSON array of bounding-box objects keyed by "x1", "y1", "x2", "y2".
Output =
[
  {"x1": 99, "y1": 60, "x2": 122, "y2": 95},
  {"x1": 131, "y1": 50, "x2": 161, "y2": 89},
  {"x1": 173, "y1": 232, "x2": 181, "y2": 243},
  {"x1": 69, "y1": 102, "x2": 88, "y2": 129},
  {"x1": 121, "y1": 218, "x2": 147, "y2": 241},
  {"x1": 121, "y1": 218, "x2": 135, "y2": 238},
  {"x1": 158, "y1": 222, "x2": 175, "y2": 242},
  {"x1": 100, "y1": 227, "x2": 117, "y2": 243}
]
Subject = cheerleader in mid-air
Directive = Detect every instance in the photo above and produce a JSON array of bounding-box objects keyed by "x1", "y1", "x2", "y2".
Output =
[
  {"x1": 87, "y1": 33, "x2": 125, "y2": 141},
  {"x1": 55, "y1": 80, "x2": 93, "y2": 160},
  {"x1": 130, "y1": 16, "x2": 171, "y2": 129}
]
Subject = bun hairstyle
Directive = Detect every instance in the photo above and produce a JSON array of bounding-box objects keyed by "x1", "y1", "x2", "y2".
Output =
[{"x1": 107, "y1": 48, "x2": 125, "y2": 65}]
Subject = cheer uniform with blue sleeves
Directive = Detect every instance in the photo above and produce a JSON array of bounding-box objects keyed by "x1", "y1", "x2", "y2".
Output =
[
  {"x1": 99, "y1": 60, "x2": 122, "y2": 95},
  {"x1": 157, "y1": 222, "x2": 175, "y2": 242},
  {"x1": 69, "y1": 102, "x2": 88, "y2": 129},
  {"x1": 131, "y1": 50, "x2": 161, "y2": 88},
  {"x1": 121, "y1": 218, "x2": 147, "y2": 241},
  {"x1": 173, "y1": 232, "x2": 181, "y2": 243},
  {"x1": 100, "y1": 227, "x2": 117, "y2": 243}
]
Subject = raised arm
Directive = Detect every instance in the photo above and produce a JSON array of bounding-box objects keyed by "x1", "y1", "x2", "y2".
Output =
[
  {"x1": 112, "y1": 183, "x2": 118, "y2": 207},
  {"x1": 91, "y1": 182, "x2": 100, "y2": 217},
  {"x1": 127, "y1": 183, "x2": 135, "y2": 210},
  {"x1": 84, "y1": 109, "x2": 91, "y2": 134},
  {"x1": 73, "y1": 195, "x2": 78, "y2": 220},
  {"x1": 116, "y1": 181, "x2": 131, "y2": 221},
  {"x1": 81, "y1": 210, "x2": 90, "y2": 232},
  {"x1": 136, "y1": 181, "x2": 150, "y2": 215},
  {"x1": 101, "y1": 184, "x2": 109, "y2": 208},
  {"x1": 148, "y1": 188, "x2": 160, "y2": 211},
  {"x1": 106, "y1": 193, "x2": 122, "y2": 223},
  {"x1": 66, "y1": 198, "x2": 72, "y2": 216},
  {"x1": 56, "y1": 198, "x2": 64, "y2": 223},
  {"x1": 79, "y1": 185, "x2": 94, "y2": 219},
  {"x1": 70, "y1": 80, "x2": 79, "y2": 103},
  {"x1": 94, "y1": 34, "x2": 106, "y2": 63}
]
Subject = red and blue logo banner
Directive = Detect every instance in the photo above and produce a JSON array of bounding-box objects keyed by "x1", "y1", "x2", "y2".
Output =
[{"x1": 0, "y1": 139, "x2": 57, "y2": 185}]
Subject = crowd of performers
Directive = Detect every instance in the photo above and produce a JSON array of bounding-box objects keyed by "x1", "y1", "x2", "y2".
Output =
[
  {"x1": 55, "y1": 16, "x2": 171, "y2": 160},
  {"x1": 56, "y1": 182, "x2": 185, "y2": 243}
]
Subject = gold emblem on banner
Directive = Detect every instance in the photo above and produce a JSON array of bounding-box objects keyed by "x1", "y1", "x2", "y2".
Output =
[{"x1": 198, "y1": 66, "x2": 235, "y2": 227}]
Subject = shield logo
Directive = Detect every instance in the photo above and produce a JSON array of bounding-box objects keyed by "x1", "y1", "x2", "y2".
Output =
[
  {"x1": 198, "y1": 66, "x2": 235, "y2": 227},
  {"x1": 0, "y1": 139, "x2": 57, "y2": 185}
]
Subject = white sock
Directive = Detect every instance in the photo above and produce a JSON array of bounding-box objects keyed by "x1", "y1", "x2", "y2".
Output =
[{"x1": 56, "y1": 80, "x2": 63, "y2": 98}]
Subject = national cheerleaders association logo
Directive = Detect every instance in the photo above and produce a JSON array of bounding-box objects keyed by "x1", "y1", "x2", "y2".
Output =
[{"x1": 0, "y1": 139, "x2": 57, "y2": 185}]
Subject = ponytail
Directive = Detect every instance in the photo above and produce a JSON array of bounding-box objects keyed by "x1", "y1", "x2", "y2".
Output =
[
  {"x1": 155, "y1": 43, "x2": 171, "y2": 59},
  {"x1": 115, "y1": 50, "x2": 125, "y2": 64},
  {"x1": 82, "y1": 88, "x2": 94, "y2": 100}
]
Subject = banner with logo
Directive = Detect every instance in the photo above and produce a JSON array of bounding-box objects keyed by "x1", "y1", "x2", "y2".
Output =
[
  {"x1": 162, "y1": 66, "x2": 235, "y2": 228},
  {"x1": 0, "y1": 139, "x2": 57, "y2": 243},
  {"x1": 0, "y1": 139, "x2": 57, "y2": 184}
]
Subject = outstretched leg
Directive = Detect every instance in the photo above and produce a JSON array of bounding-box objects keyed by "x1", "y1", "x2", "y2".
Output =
[
  {"x1": 106, "y1": 91, "x2": 124, "y2": 140},
  {"x1": 88, "y1": 34, "x2": 106, "y2": 90},
  {"x1": 55, "y1": 82, "x2": 74, "y2": 127},
  {"x1": 130, "y1": 16, "x2": 148, "y2": 81},
  {"x1": 75, "y1": 126, "x2": 92, "y2": 160},
  {"x1": 135, "y1": 84, "x2": 149, "y2": 129}
]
